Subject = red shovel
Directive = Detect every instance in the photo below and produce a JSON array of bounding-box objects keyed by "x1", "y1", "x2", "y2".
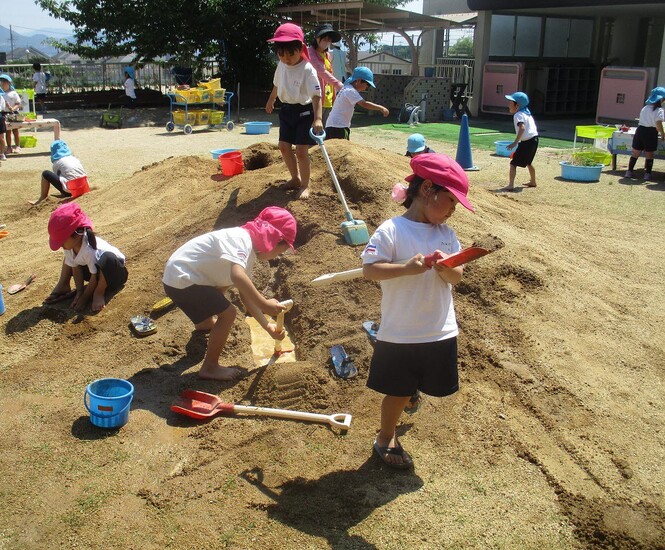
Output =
[
  {"x1": 8, "y1": 273, "x2": 36, "y2": 295},
  {"x1": 171, "y1": 389, "x2": 352, "y2": 432}
]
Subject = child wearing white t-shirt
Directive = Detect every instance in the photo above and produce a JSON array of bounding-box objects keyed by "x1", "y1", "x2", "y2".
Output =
[
  {"x1": 503, "y1": 91, "x2": 539, "y2": 191},
  {"x1": 0, "y1": 74, "x2": 22, "y2": 153},
  {"x1": 626, "y1": 87, "x2": 665, "y2": 180},
  {"x1": 361, "y1": 153, "x2": 474, "y2": 469},
  {"x1": 162, "y1": 207, "x2": 297, "y2": 381},
  {"x1": 325, "y1": 66, "x2": 389, "y2": 140},
  {"x1": 265, "y1": 23, "x2": 323, "y2": 199},
  {"x1": 0, "y1": 93, "x2": 7, "y2": 161},
  {"x1": 32, "y1": 62, "x2": 48, "y2": 113},
  {"x1": 30, "y1": 140, "x2": 87, "y2": 205}
]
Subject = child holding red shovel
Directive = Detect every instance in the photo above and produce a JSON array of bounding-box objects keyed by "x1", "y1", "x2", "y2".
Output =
[
  {"x1": 361, "y1": 153, "x2": 474, "y2": 469},
  {"x1": 162, "y1": 207, "x2": 296, "y2": 381}
]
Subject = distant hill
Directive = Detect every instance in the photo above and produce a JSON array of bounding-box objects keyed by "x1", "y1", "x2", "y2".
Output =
[{"x1": 0, "y1": 25, "x2": 73, "y2": 57}]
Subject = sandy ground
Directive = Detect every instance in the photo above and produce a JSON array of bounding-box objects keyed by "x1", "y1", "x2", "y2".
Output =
[{"x1": 0, "y1": 107, "x2": 664, "y2": 549}]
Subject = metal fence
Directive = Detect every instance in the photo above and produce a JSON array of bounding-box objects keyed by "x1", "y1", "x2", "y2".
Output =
[{"x1": 434, "y1": 58, "x2": 475, "y2": 96}]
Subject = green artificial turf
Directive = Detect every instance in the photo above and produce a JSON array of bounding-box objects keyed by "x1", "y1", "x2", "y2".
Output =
[{"x1": 365, "y1": 122, "x2": 573, "y2": 150}]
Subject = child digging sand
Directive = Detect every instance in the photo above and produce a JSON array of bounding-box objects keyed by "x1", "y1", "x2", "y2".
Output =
[
  {"x1": 361, "y1": 153, "x2": 474, "y2": 469},
  {"x1": 265, "y1": 23, "x2": 323, "y2": 199},
  {"x1": 162, "y1": 207, "x2": 296, "y2": 381}
]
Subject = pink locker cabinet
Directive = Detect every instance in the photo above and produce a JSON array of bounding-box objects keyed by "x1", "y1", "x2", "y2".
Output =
[
  {"x1": 481, "y1": 62, "x2": 524, "y2": 114},
  {"x1": 596, "y1": 67, "x2": 657, "y2": 124}
]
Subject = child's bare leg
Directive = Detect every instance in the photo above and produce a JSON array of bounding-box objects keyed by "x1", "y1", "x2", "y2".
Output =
[
  {"x1": 294, "y1": 145, "x2": 311, "y2": 198},
  {"x1": 375, "y1": 395, "x2": 413, "y2": 467},
  {"x1": 508, "y1": 164, "x2": 517, "y2": 187},
  {"x1": 12, "y1": 130, "x2": 19, "y2": 150},
  {"x1": 91, "y1": 272, "x2": 108, "y2": 312},
  {"x1": 5, "y1": 131, "x2": 11, "y2": 149},
  {"x1": 525, "y1": 164, "x2": 537, "y2": 187},
  {"x1": 29, "y1": 176, "x2": 52, "y2": 205},
  {"x1": 199, "y1": 305, "x2": 242, "y2": 381},
  {"x1": 278, "y1": 141, "x2": 301, "y2": 189}
]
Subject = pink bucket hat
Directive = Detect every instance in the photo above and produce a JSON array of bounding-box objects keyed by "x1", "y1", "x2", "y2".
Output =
[
  {"x1": 48, "y1": 202, "x2": 94, "y2": 250},
  {"x1": 267, "y1": 23, "x2": 310, "y2": 61},
  {"x1": 405, "y1": 153, "x2": 474, "y2": 212},
  {"x1": 241, "y1": 206, "x2": 297, "y2": 253}
]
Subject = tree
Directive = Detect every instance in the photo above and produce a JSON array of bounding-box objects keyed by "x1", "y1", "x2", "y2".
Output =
[{"x1": 449, "y1": 36, "x2": 474, "y2": 57}]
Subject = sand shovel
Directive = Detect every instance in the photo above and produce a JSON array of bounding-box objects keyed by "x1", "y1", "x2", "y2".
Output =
[
  {"x1": 309, "y1": 129, "x2": 369, "y2": 246},
  {"x1": 8, "y1": 273, "x2": 36, "y2": 295},
  {"x1": 269, "y1": 299, "x2": 294, "y2": 365},
  {"x1": 171, "y1": 389, "x2": 352, "y2": 433}
]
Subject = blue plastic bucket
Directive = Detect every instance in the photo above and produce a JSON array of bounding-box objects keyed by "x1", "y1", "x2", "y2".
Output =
[
  {"x1": 0, "y1": 284, "x2": 5, "y2": 315},
  {"x1": 494, "y1": 140, "x2": 513, "y2": 157},
  {"x1": 210, "y1": 148, "x2": 238, "y2": 159},
  {"x1": 84, "y1": 378, "x2": 134, "y2": 428}
]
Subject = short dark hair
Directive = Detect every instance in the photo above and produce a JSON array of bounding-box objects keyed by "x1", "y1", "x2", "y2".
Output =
[
  {"x1": 33, "y1": 62, "x2": 42, "y2": 71},
  {"x1": 272, "y1": 41, "x2": 303, "y2": 56}
]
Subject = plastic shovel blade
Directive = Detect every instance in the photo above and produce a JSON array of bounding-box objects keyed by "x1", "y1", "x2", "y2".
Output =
[
  {"x1": 439, "y1": 247, "x2": 490, "y2": 268},
  {"x1": 170, "y1": 389, "x2": 234, "y2": 420},
  {"x1": 8, "y1": 273, "x2": 36, "y2": 295}
]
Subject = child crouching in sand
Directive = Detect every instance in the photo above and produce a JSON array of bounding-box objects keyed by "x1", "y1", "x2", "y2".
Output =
[
  {"x1": 46, "y1": 202, "x2": 128, "y2": 311},
  {"x1": 162, "y1": 207, "x2": 296, "y2": 381}
]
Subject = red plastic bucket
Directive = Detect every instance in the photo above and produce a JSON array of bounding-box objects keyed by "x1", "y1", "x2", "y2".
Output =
[
  {"x1": 219, "y1": 151, "x2": 244, "y2": 176},
  {"x1": 67, "y1": 176, "x2": 90, "y2": 198}
]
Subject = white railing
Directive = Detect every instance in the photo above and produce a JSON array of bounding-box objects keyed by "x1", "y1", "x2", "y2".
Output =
[
  {"x1": 434, "y1": 58, "x2": 475, "y2": 95},
  {"x1": 358, "y1": 61, "x2": 411, "y2": 77}
]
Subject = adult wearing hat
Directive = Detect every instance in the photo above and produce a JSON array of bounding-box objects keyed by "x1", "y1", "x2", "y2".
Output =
[{"x1": 307, "y1": 23, "x2": 344, "y2": 123}]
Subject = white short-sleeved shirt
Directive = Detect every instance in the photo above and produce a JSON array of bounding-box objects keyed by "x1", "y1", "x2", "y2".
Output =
[
  {"x1": 0, "y1": 95, "x2": 5, "y2": 111},
  {"x1": 638, "y1": 105, "x2": 665, "y2": 128},
  {"x1": 124, "y1": 77, "x2": 136, "y2": 99},
  {"x1": 325, "y1": 85, "x2": 363, "y2": 129},
  {"x1": 513, "y1": 111, "x2": 538, "y2": 141},
  {"x1": 64, "y1": 234, "x2": 125, "y2": 273},
  {"x1": 52, "y1": 155, "x2": 87, "y2": 189},
  {"x1": 33, "y1": 71, "x2": 47, "y2": 94},
  {"x1": 361, "y1": 216, "x2": 461, "y2": 344},
  {"x1": 162, "y1": 227, "x2": 256, "y2": 289},
  {"x1": 3, "y1": 90, "x2": 21, "y2": 110},
  {"x1": 273, "y1": 60, "x2": 321, "y2": 105}
]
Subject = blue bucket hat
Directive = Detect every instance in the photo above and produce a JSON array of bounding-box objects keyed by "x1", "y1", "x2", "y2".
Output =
[
  {"x1": 0, "y1": 73, "x2": 14, "y2": 91},
  {"x1": 347, "y1": 66, "x2": 375, "y2": 88},
  {"x1": 124, "y1": 66, "x2": 135, "y2": 79},
  {"x1": 505, "y1": 92, "x2": 529, "y2": 109},
  {"x1": 645, "y1": 86, "x2": 665, "y2": 104},
  {"x1": 50, "y1": 140, "x2": 73, "y2": 162},
  {"x1": 407, "y1": 133, "x2": 427, "y2": 154}
]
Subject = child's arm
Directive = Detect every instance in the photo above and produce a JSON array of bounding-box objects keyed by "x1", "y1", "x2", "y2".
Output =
[
  {"x1": 230, "y1": 264, "x2": 286, "y2": 338},
  {"x1": 71, "y1": 268, "x2": 95, "y2": 310},
  {"x1": 357, "y1": 100, "x2": 390, "y2": 117},
  {"x1": 311, "y1": 95, "x2": 323, "y2": 133},
  {"x1": 432, "y1": 262, "x2": 463, "y2": 285},
  {"x1": 508, "y1": 123, "x2": 525, "y2": 149},
  {"x1": 657, "y1": 120, "x2": 665, "y2": 141},
  {"x1": 266, "y1": 86, "x2": 278, "y2": 114},
  {"x1": 363, "y1": 255, "x2": 431, "y2": 281}
]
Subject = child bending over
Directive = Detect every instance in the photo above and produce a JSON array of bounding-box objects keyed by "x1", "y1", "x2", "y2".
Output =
[{"x1": 162, "y1": 207, "x2": 297, "y2": 381}]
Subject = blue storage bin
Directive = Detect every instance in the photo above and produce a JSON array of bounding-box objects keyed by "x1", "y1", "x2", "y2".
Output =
[
  {"x1": 210, "y1": 148, "x2": 238, "y2": 159},
  {"x1": 244, "y1": 121, "x2": 272, "y2": 135},
  {"x1": 494, "y1": 141, "x2": 513, "y2": 157}
]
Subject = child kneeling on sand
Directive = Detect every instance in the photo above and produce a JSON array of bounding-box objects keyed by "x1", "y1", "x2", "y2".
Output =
[
  {"x1": 162, "y1": 207, "x2": 296, "y2": 381},
  {"x1": 46, "y1": 202, "x2": 128, "y2": 312}
]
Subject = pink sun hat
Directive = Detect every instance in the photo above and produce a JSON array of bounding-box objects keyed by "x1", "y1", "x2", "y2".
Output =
[
  {"x1": 267, "y1": 23, "x2": 310, "y2": 61},
  {"x1": 48, "y1": 202, "x2": 94, "y2": 250},
  {"x1": 405, "y1": 153, "x2": 474, "y2": 212},
  {"x1": 241, "y1": 206, "x2": 297, "y2": 253}
]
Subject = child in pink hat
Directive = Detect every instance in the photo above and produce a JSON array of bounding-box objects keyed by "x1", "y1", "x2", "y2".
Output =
[
  {"x1": 360, "y1": 153, "x2": 473, "y2": 469},
  {"x1": 265, "y1": 22, "x2": 323, "y2": 199},
  {"x1": 162, "y1": 207, "x2": 297, "y2": 381},
  {"x1": 45, "y1": 202, "x2": 128, "y2": 311}
]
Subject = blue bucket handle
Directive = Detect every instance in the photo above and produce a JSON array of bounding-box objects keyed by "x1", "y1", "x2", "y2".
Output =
[
  {"x1": 309, "y1": 127, "x2": 326, "y2": 145},
  {"x1": 84, "y1": 389, "x2": 133, "y2": 419}
]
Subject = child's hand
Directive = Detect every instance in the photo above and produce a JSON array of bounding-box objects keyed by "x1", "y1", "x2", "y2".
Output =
[
  {"x1": 265, "y1": 322, "x2": 286, "y2": 340},
  {"x1": 71, "y1": 291, "x2": 86, "y2": 311},
  {"x1": 312, "y1": 118, "x2": 324, "y2": 134},
  {"x1": 405, "y1": 254, "x2": 432, "y2": 274},
  {"x1": 507, "y1": 141, "x2": 517, "y2": 150},
  {"x1": 266, "y1": 99, "x2": 275, "y2": 114},
  {"x1": 263, "y1": 298, "x2": 284, "y2": 316},
  {"x1": 381, "y1": 107, "x2": 390, "y2": 117}
]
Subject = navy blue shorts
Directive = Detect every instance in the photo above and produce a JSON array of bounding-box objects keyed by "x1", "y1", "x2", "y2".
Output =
[
  {"x1": 0, "y1": 115, "x2": 5, "y2": 134},
  {"x1": 511, "y1": 136, "x2": 538, "y2": 167},
  {"x1": 324, "y1": 126, "x2": 350, "y2": 140},
  {"x1": 163, "y1": 283, "x2": 231, "y2": 325},
  {"x1": 81, "y1": 252, "x2": 128, "y2": 291},
  {"x1": 367, "y1": 337, "x2": 459, "y2": 398},
  {"x1": 632, "y1": 125, "x2": 659, "y2": 152},
  {"x1": 279, "y1": 103, "x2": 315, "y2": 146}
]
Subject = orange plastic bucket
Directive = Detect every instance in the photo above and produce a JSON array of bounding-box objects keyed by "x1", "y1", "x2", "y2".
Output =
[
  {"x1": 67, "y1": 176, "x2": 90, "y2": 198},
  {"x1": 219, "y1": 151, "x2": 244, "y2": 176}
]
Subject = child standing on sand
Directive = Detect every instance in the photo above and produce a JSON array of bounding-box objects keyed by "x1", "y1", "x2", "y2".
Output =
[
  {"x1": 265, "y1": 23, "x2": 323, "y2": 199},
  {"x1": 625, "y1": 87, "x2": 665, "y2": 180},
  {"x1": 162, "y1": 207, "x2": 296, "y2": 381},
  {"x1": 0, "y1": 74, "x2": 22, "y2": 154},
  {"x1": 324, "y1": 66, "x2": 389, "y2": 140},
  {"x1": 45, "y1": 202, "x2": 128, "y2": 312},
  {"x1": 502, "y1": 92, "x2": 538, "y2": 191},
  {"x1": 361, "y1": 153, "x2": 474, "y2": 469}
]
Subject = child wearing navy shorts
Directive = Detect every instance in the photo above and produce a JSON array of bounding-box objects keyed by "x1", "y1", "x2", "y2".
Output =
[
  {"x1": 265, "y1": 23, "x2": 323, "y2": 199},
  {"x1": 361, "y1": 153, "x2": 474, "y2": 469},
  {"x1": 626, "y1": 87, "x2": 665, "y2": 180},
  {"x1": 503, "y1": 91, "x2": 538, "y2": 191}
]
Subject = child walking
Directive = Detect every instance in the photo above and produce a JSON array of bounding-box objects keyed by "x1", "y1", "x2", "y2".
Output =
[
  {"x1": 503, "y1": 92, "x2": 538, "y2": 191},
  {"x1": 30, "y1": 140, "x2": 87, "y2": 205},
  {"x1": 123, "y1": 67, "x2": 137, "y2": 108},
  {"x1": 324, "y1": 66, "x2": 389, "y2": 140},
  {"x1": 265, "y1": 23, "x2": 323, "y2": 199},
  {"x1": 361, "y1": 153, "x2": 474, "y2": 469},
  {"x1": 162, "y1": 207, "x2": 297, "y2": 381},
  {"x1": 32, "y1": 63, "x2": 48, "y2": 114},
  {"x1": 626, "y1": 87, "x2": 665, "y2": 180},
  {"x1": 0, "y1": 74, "x2": 21, "y2": 154},
  {"x1": 45, "y1": 202, "x2": 128, "y2": 312}
]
